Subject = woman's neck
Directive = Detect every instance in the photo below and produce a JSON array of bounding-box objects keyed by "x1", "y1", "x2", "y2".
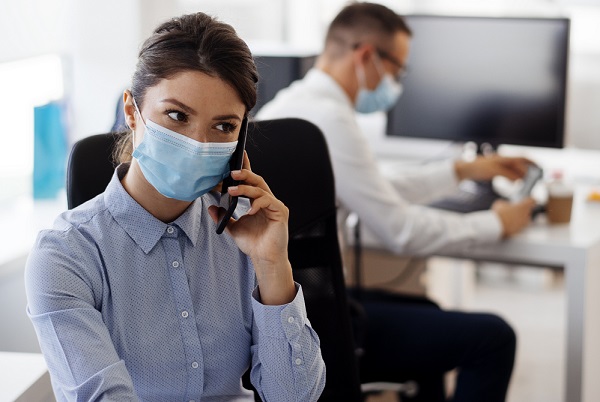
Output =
[{"x1": 121, "y1": 161, "x2": 192, "y2": 223}]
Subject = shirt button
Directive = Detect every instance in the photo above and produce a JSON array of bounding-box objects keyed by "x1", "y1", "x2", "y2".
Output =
[
  {"x1": 167, "y1": 226, "x2": 174, "y2": 234},
  {"x1": 191, "y1": 361, "x2": 199, "y2": 369},
  {"x1": 295, "y1": 358, "x2": 303, "y2": 365},
  {"x1": 181, "y1": 311, "x2": 189, "y2": 318},
  {"x1": 287, "y1": 316, "x2": 294, "y2": 323},
  {"x1": 172, "y1": 261, "x2": 180, "y2": 268}
]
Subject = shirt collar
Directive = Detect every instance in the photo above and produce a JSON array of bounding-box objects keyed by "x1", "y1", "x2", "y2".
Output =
[{"x1": 104, "y1": 163, "x2": 202, "y2": 254}]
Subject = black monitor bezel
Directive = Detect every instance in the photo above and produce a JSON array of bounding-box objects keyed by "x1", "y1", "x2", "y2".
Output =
[{"x1": 385, "y1": 14, "x2": 571, "y2": 149}]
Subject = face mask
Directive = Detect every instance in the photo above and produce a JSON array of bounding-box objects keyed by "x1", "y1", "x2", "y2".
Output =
[
  {"x1": 355, "y1": 55, "x2": 403, "y2": 114},
  {"x1": 131, "y1": 100, "x2": 238, "y2": 201}
]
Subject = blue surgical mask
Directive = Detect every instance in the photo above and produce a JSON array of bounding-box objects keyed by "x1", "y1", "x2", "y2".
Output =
[
  {"x1": 131, "y1": 100, "x2": 237, "y2": 201},
  {"x1": 355, "y1": 56, "x2": 403, "y2": 114}
]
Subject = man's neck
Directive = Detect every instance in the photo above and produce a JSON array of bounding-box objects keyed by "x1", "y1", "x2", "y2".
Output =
[{"x1": 315, "y1": 55, "x2": 358, "y2": 103}]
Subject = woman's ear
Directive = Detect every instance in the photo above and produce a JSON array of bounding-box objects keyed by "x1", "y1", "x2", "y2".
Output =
[{"x1": 123, "y1": 90, "x2": 137, "y2": 130}]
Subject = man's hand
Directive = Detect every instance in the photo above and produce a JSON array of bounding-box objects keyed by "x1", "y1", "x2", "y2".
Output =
[
  {"x1": 455, "y1": 155, "x2": 532, "y2": 182},
  {"x1": 492, "y1": 198, "x2": 537, "y2": 237}
]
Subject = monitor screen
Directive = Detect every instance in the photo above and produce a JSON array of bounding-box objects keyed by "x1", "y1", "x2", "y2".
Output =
[{"x1": 386, "y1": 15, "x2": 570, "y2": 148}]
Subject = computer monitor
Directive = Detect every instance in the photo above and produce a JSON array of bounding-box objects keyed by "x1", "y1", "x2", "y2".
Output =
[
  {"x1": 250, "y1": 54, "x2": 316, "y2": 115},
  {"x1": 386, "y1": 15, "x2": 570, "y2": 149}
]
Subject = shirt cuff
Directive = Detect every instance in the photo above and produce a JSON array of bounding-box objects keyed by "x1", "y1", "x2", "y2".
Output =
[
  {"x1": 465, "y1": 209, "x2": 503, "y2": 243},
  {"x1": 251, "y1": 283, "x2": 309, "y2": 340},
  {"x1": 437, "y1": 159, "x2": 462, "y2": 190}
]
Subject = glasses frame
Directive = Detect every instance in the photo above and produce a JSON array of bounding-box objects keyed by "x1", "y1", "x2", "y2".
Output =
[{"x1": 352, "y1": 43, "x2": 408, "y2": 81}]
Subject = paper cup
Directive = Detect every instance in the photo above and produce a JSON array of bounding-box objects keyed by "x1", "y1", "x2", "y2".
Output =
[{"x1": 546, "y1": 182, "x2": 573, "y2": 224}]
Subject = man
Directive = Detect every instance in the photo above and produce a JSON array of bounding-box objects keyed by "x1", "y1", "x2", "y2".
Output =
[{"x1": 257, "y1": 2, "x2": 535, "y2": 401}]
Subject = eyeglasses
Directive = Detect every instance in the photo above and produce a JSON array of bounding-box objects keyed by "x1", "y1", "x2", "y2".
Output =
[
  {"x1": 376, "y1": 49, "x2": 409, "y2": 80},
  {"x1": 352, "y1": 43, "x2": 409, "y2": 81}
]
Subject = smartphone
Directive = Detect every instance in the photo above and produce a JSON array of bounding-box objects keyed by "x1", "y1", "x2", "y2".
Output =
[
  {"x1": 216, "y1": 117, "x2": 248, "y2": 234},
  {"x1": 511, "y1": 164, "x2": 543, "y2": 202}
]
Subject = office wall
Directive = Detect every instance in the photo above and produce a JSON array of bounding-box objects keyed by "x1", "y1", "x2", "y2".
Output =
[{"x1": 0, "y1": 0, "x2": 141, "y2": 142}]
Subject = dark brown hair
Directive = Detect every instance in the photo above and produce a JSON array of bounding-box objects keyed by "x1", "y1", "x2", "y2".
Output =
[
  {"x1": 115, "y1": 12, "x2": 258, "y2": 163},
  {"x1": 324, "y1": 2, "x2": 411, "y2": 57}
]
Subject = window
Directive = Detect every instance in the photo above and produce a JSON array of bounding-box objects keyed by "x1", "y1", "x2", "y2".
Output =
[{"x1": 0, "y1": 54, "x2": 64, "y2": 201}]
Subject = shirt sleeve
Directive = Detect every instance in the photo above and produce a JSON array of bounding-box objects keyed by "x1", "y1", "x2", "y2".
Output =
[
  {"x1": 383, "y1": 159, "x2": 461, "y2": 204},
  {"x1": 250, "y1": 284, "x2": 326, "y2": 402},
  {"x1": 24, "y1": 228, "x2": 139, "y2": 402},
  {"x1": 313, "y1": 108, "x2": 503, "y2": 256}
]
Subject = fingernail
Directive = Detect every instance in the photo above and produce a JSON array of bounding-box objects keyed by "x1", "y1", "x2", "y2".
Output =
[
  {"x1": 228, "y1": 186, "x2": 238, "y2": 192},
  {"x1": 232, "y1": 170, "x2": 242, "y2": 175}
]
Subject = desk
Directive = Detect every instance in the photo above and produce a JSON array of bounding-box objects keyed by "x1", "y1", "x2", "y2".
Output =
[
  {"x1": 351, "y1": 138, "x2": 600, "y2": 401},
  {"x1": 0, "y1": 352, "x2": 54, "y2": 402},
  {"x1": 437, "y1": 186, "x2": 600, "y2": 402},
  {"x1": 357, "y1": 181, "x2": 600, "y2": 402}
]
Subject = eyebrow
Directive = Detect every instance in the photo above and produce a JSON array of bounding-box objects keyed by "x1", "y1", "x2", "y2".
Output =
[
  {"x1": 159, "y1": 98, "x2": 197, "y2": 115},
  {"x1": 160, "y1": 98, "x2": 242, "y2": 121},
  {"x1": 212, "y1": 114, "x2": 242, "y2": 122}
]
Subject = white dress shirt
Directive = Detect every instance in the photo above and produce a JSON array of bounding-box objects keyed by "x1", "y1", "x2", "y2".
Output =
[{"x1": 256, "y1": 68, "x2": 502, "y2": 256}]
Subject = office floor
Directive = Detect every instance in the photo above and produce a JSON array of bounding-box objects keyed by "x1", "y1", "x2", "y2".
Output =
[{"x1": 365, "y1": 264, "x2": 565, "y2": 402}]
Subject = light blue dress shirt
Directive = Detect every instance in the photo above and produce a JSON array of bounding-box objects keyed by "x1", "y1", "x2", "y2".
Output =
[{"x1": 25, "y1": 164, "x2": 325, "y2": 402}]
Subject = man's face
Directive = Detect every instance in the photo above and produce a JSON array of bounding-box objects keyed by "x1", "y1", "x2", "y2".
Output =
[
  {"x1": 378, "y1": 31, "x2": 411, "y2": 82},
  {"x1": 362, "y1": 31, "x2": 411, "y2": 90}
]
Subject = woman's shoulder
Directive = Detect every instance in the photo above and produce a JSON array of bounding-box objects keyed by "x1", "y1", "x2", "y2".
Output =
[
  {"x1": 26, "y1": 196, "x2": 110, "y2": 308},
  {"x1": 34, "y1": 194, "x2": 110, "y2": 253}
]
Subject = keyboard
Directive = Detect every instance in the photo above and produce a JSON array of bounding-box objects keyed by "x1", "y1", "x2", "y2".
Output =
[{"x1": 428, "y1": 181, "x2": 503, "y2": 213}]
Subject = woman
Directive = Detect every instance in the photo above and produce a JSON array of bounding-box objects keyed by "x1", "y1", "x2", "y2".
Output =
[{"x1": 25, "y1": 12, "x2": 325, "y2": 401}]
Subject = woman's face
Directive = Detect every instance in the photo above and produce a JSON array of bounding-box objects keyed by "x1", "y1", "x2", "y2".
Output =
[{"x1": 126, "y1": 70, "x2": 246, "y2": 144}]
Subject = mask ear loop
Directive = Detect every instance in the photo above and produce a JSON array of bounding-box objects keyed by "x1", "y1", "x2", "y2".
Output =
[
  {"x1": 372, "y1": 52, "x2": 387, "y2": 78},
  {"x1": 355, "y1": 50, "x2": 385, "y2": 92},
  {"x1": 355, "y1": 61, "x2": 368, "y2": 91},
  {"x1": 131, "y1": 95, "x2": 146, "y2": 151},
  {"x1": 373, "y1": 52, "x2": 402, "y2": 94}
]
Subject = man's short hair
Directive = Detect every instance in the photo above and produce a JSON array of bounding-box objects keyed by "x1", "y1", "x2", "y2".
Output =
[{"x1": 325, "y1": 2, "x2": 412, "y2": 53}]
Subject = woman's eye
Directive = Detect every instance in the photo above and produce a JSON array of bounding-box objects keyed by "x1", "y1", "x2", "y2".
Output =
[
  {"x1": 167, "y1": 111, "x2": 188, "y2": 122},
  {"x1": 215, "y1": 122, "x2": 236, "y2": 133}
]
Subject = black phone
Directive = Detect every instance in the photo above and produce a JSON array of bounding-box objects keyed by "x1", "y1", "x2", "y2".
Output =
[
  {"x1": 216, "y1": 117, "x2": 248, "y2": 234},
  {"x1": 510, "y1": 164, "x2": 543, "y2": 202}
]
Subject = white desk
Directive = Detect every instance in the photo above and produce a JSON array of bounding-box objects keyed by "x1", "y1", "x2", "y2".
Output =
[
  {"x1": 434, "y1": 186, "x2": 600, "y2": 402},
  {"x1": 357, "y1": 185, "x2": 600, "y2": 401},
  {"x1": 360, "y1": 138, "x2": 600, "y2": 401},
  {"x1": 0, "y1": 352, "x2": 54, "y2": 402}
]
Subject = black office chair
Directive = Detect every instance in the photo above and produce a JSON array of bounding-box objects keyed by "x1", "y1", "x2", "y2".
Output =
[
  {"x1": 66, "y1": 118, "x2": 363, "y2": 401},
  {"x1": 66, "y1": 132, "x2": 119, "y2": 209}
]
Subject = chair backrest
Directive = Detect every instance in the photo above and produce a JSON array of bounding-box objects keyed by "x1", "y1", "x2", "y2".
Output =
[
  {"x1": 66, "y1": 118, "x2": 362, "y2": 401},
  {"x1": 66, "y1": 133, "x2": 119, "y2": 209}
]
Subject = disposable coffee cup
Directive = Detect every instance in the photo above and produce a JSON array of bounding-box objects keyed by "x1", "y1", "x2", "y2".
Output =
[{"x1": 546, "y1": 182, "x2": 573, "y2": 224}]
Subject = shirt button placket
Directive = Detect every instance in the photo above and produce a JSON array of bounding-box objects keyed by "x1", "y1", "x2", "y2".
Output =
[{"x1": 162, "y1": 235, "x2": 203, "y2": 395}]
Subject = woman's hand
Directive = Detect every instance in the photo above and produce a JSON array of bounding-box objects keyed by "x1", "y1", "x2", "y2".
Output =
[{"x1": 208, "y1": 152, "x2": 295, "y2": 305}]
